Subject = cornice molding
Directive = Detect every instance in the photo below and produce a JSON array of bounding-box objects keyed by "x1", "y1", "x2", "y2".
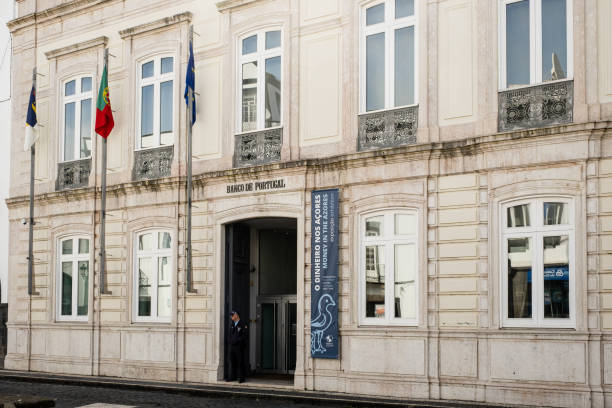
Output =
[
  {"x1": 45, "y1": 36, "x2": 108, "y2": 60},
  {"x1": 119, "y1": 12, "x2": 192, "y2": 39},
  {"x1": 8, "y1": 0, "x2": 112, "y2": 33},
  {"x1": 216, "y1": 0, "x2": 262, "y2": 12}
]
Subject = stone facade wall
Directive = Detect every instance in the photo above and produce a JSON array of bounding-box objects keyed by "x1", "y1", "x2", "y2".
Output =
[{"x1": 5, "y1": 0, "x2": 612, "y2": 407}]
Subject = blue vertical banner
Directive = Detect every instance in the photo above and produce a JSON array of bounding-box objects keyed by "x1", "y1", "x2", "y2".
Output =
[{"x1": 310, "y1": 189, "x2": 339, "y2": 359}]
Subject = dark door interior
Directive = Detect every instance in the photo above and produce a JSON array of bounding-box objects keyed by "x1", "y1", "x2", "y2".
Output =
[{"x1": 224, "y1": 223, "x2": 250, "y2": 379}]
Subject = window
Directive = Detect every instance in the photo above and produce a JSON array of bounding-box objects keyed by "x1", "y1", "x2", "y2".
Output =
[
  {"x1": 501, "y1": 198, "x2": 575, "y2": 327},
  {"x1": 361, "y1": 0, "x2": 416, "y2": 112},
  {"x1": 499, "y1": 0, "x2": 573, "y2": 89},
  {"x1": 360, "y1": 210, "x2": 418, "y2": 325},
  {"x1": 134, "y1": 230, "x2": 173, "y2": 322},
  {"x1": 138, "y1": 56, "x2": 175, "y2": 149},
  {"x1": 238, "y1": 29, "x2": 282, "y2": 132},
  {"x1": 62, "y1": 76, "x2": 93, "y2": 161},
  {"x1": 57, "y1": 236, "x2": 90, "y2": 320}
]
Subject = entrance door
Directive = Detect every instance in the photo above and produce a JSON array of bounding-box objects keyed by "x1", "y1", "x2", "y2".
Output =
[
  {"x1": 257, "y1": 297, "x2": 296, "y2": 373},
  {"x1": 224, "y1": 223, "x2": 250, "y2": 379}
]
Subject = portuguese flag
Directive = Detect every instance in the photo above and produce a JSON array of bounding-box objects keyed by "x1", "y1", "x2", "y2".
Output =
[{"x1": 95, "y1": 64, "x2": 114, "y2": 138}]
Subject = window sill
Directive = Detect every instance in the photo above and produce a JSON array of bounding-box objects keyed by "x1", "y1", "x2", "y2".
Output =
[
  {"x1": 132, "y1": 145, "x2": 174, "y2": 181},
  {"x1": 234, "y1": 127, "x2": 282, "y2": 167},
  {"x1": 56, "y1": 158, "x2": 91, "y2": 191}
]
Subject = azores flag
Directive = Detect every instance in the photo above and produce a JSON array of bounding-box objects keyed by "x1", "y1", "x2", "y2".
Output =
[
  {"x1": 184, "y1": 37, "x2": 196, "y2": 125},
  {"x1": 95, "y1": 63, "x2": 114, "y2": 138},
  {"x1": 24, "y1": 85, "x2": 37, "y2": 151}
]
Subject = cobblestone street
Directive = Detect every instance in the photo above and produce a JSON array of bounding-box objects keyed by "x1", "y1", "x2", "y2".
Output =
[{"x1": 0, "y1": 378, "x2": 344, "y2": 408}]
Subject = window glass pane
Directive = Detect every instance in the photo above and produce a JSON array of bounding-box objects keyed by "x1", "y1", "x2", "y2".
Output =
[
  {"x1": 78, "y1": 238, "x2": 89, "y2": 254},
  {"x1": 507, "y1": 204, "x2": 530, "y2": 228},
  {"x1": 77, "y1": 260, "x2": 89, "y2": 316},
  {"x1": 544, "y1": 202, "x2": 568, "y2": 225},
  {"x1": 64, "y1": 102, "x2": 76, "y2": 161},
  {"x1": 265, "y1": 30, "x2": 281, "y2": 49},
  {"x1": 158, "y1": 257, "x2": 171, "y2": 318},
  {"x1": 365, "y1": 245, "x2": 385, "y2": 318},
  {"x1": 62, "y1": 239, "x2": 73, "y2": 255},
  {"x1": 142, "y1": 61, "x2": 154, "y2": 79},
  {"x1": 394, "y1": 26, "x2": 415, "y2": 107},
  {"x1": 160, "y1": 80, "x2": 173, "y2": 137},
  {"x1": 242, "y1": 61, "x2": 258, "y2": 132},
  {"x1": 161, "y1": 57, "x2": 174, "y2": 74},
  {"x1": 265, "y1": 56, "x2": 281, "y2": 128},
  {"x1": 61, "y1": 261, "x2": 73, "y2": 316},
  {"x1": 542, "y1": 0, "x2": 567, "y2": 81},
  {"x1": 242, "y1": 35, "x2": 257, "y2": 55},
  {"x1": 507, "y1": 237, "x2": 532, "y2": 318},
  {"x1": 81, "y1": 77, "x2": 92, "y2": 93},
  {"x1": 395, "y1": 213, "x2": 416, "y2": 235},
  {"x1": 65, "y1": 80, "x2": 76, "y2": 96},
  {"x1": 394, "y1": 244, "x2": 416, "y2": 319},
  {"x1": 80, "y1": 99, "x2": 92, "y2": 158},
  {"x1": 395, "y1": 0, "x2": 414, "y2": 18},
  {"x1": 506, "y1": 0, "x2": 530, "y2": 87},
  {"x1": 365, "y1": 215, "x2": 384, "y2": 237},
  {"x1": 138, "y1": 257, "x2": 152, "y2": 317},
  {"x1": 159, "y1": 232, "x2": 171, "y2": 249},
  {"x1": 544, "y1": 235, "x2": 569, "y2": 318},
  {"x1": 139, "y1": 233, "x2": 153, "y2": 251},
  {"x1": 366, "y1": 32, "x2": 385, "y2": 111},
  {"x1": 366, "y1": 3, "x2": 385, "y2": 25},
  {"x1": 141, "y1": 85, "x2": 154, "y2": 147}
]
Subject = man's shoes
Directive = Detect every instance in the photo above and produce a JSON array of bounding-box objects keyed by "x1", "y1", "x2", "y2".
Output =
[
  {"x1": 238, "y1": 378, "x2": 245, "y2": 383},
  {"x1": 225, "y1": 378, "x2": 236, "y2": 382}
]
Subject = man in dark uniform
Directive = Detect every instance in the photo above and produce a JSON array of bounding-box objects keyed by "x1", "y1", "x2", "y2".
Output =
[{"x1": 227, "y1": 310, "x2": 248, "y2": 383}]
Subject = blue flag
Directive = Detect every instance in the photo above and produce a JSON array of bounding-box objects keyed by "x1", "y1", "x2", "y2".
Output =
[
  {"x1": 184, "y1": 38, "x2": 196, "y2": 125},
  {"x1": 24, "y1": 85, "x2": 37, "y2": 151}
]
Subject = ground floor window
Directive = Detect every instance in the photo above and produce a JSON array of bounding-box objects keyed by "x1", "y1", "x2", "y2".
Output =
[
  {"x1": 134, "y1": 230, "x2": 173, "y2": 322},
  {"x1": 57, "y1": 236, "x2": 90, "y2": 320},
  {"x1": 360, "y1": 210, "x2": 418, "y2": 325}
]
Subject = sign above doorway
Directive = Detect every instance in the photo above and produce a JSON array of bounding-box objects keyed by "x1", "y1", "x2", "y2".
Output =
[{"x1": 226, "y1": 178, "x2": 287, "y2": 194}]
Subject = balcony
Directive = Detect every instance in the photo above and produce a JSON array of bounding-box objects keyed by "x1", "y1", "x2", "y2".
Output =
[
  {"x1": 498, "y1": 80, "x2": 573, "y2": 132},
  {"x1": 358, "y1": 106, "x2": 418, "y2": 151},
  {"x1": 56, "y1": 158, "x2": 91, "y2": 191},
  {"x1": 234, "y1": 127, "x2": 282, "y2": 167},
  {"x1": 132, "y1": 145, "x2": 174, "y2": 181}
]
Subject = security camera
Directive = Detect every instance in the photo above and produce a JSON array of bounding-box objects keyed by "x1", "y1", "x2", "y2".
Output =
[{"x1": 21, "y1": 218, "x2": 27, "y2": 225}]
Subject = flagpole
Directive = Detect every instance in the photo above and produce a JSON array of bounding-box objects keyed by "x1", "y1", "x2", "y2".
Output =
[
  {"x1": 186, "y1": 25, "x2": 196, "y2": 294},
  {"x1": 27, "y1": 68, "x2": 36, "y2": 296},
  {"x1": 100, "y1": 48, "x2": 110, "y2": 295}
]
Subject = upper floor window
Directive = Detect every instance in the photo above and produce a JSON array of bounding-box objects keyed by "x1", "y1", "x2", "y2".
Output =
[
  {"x1": 499, "y1": 0, "x2": 573, "y2": 89},
  {"x1": 501, "y1": 198, "x2": 575, "y2": 328},
  {"x1": 138, "y1": 56, "x2": 174, "y2": 149},
  {"x1": 62, "y1": 77, "x2": 93, "y2": 161},
  {"x1": 134, "y1": 230, "x2": 173, "y2": 322},
  {"x1": 361, "y1": 0, "x2": 416, "y2": 112},
  {"x1": 57, "y1": 236, "x2": 90, "y2": 320},
  {"x1": 238, "y1": 29, "x2": 282, "y2": 132},
  {"x1": 360, "y1": 210, "x2": 418, "y2": 325}
]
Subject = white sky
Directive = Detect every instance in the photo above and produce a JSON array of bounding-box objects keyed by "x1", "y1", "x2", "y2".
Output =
[{"x1": 0, "y1": 1, "x2": 14, "y2": 304}]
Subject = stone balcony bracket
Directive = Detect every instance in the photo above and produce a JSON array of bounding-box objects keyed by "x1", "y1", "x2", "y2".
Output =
[
  {"x1": 234, "y1": 127, "x2": 282, "y2": 168},
  {"x1": 358, "y1": 105, "x2": 418, "y2": 152}
]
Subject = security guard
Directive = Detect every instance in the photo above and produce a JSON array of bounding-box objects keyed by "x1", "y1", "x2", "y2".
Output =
[{"x1": 227, "y1": 310, "x2": 248, "y2": 383}]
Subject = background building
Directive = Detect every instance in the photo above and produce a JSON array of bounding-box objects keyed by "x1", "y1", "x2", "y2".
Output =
[{"x1": 4, "y1": 0, "x2": 612, "y2": 407}]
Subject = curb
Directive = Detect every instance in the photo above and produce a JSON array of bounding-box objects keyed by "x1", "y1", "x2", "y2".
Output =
[{"x1": 0, "y1": 370, "x2": 521, "y2": 408}]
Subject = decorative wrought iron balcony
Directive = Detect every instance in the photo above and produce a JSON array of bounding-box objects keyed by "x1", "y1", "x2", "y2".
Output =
[
  {"x1": 498, "y1": 80, "x2": 573, "y2": 132},
  {"x1": 132, "y1": 145, "x2": 174, "y2": 181},
  {"x1": 234, "y1": 127, "x2": 282, "y2": 167},
  {"x1": 56, "y1": 158, "x2": 91, "y2": 191},
  {"x1": 358, "y1": 105, "x2": 418, "y2": 151}
]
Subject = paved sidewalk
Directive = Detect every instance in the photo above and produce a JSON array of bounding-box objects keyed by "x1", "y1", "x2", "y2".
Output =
[{"x1": 0, "y1": 369, "x2": 520, "y2": 408}]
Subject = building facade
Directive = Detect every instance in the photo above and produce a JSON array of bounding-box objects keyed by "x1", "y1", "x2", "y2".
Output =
[{"x1": 5, "y1": 0, "x2": 612, "y2": 407}]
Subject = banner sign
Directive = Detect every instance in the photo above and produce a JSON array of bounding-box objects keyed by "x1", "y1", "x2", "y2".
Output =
[{"x1": 310, "y1": 189, "x2": 339, "y2": 359}]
